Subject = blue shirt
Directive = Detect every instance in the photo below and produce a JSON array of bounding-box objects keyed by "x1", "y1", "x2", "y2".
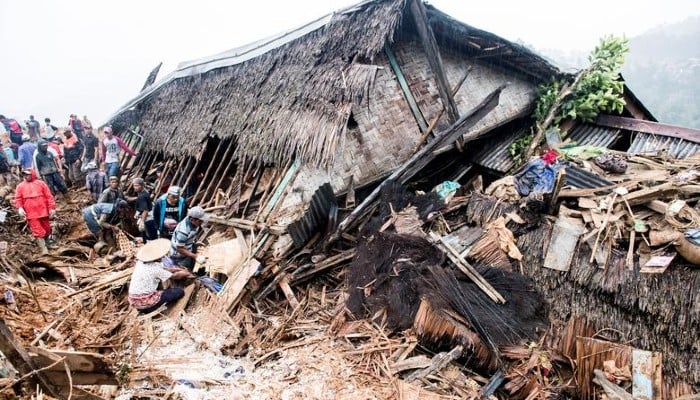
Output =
[{"x1": 18, "y1": 142, "x2": 37, "y2": 169}]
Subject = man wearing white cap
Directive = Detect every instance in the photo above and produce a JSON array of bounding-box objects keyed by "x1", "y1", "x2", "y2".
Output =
[
  {"x1": 129, "y1": 238, "x2": 194, "y2": 313},
  {"x1": 169, "y1": 206, "x2": 207, "y2": 273}
]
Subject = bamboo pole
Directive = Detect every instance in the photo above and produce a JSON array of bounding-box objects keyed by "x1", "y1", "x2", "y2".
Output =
[
  {"x1": 200, "y1": 139, "x2": 235, "y2": 207},
  {"x1": 241, "y1": 163, "x2": 263, "y2": 218},
  {"x1": 206, "y1": 147, "x2": 238, "y2": 208},
  {"x1": 176, "y1": 157, "x2": 195, "y2": 186},
  {"x1": 191, "y1": 139, "x2": 226, "y2": 204}
]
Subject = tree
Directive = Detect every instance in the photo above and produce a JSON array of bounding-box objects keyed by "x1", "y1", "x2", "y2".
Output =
[{"x1": 520, "y1": 36, "x2": 629, "y2": 161}]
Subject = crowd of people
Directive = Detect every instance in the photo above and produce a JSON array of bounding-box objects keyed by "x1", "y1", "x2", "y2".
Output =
[{"x1": 3, "y1": 113, "x2": 210, "y2": 313}]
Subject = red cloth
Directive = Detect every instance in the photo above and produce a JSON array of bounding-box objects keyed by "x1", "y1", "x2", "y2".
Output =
[
  {"x1": 48, "y1": 142, "x2": 63, "y2": 158},
  {"x1": 541, "y1": 149, "x2": 558, "y2": 165},
  {"x1": 27, "y1": 217, "x2": 51, "y2": 238},
  {"x1": 14, "y1": 169, "x2": 56, "y2": 220}
]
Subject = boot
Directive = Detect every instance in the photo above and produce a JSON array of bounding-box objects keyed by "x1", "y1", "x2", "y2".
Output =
[{"x1": 36, "y1": 238, "x2": 49, "y2": 255}]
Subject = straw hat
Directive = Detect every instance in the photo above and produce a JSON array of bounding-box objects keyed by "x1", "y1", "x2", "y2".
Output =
[{"x1": 136, "y1": 238, "x2": 171, "y2": 262}]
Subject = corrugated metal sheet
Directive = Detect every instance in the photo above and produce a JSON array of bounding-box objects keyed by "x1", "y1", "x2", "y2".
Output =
[
  {"x1": 469, "y1": 127, "x2": 528, "y2": 173},
  {"x1": 564, "y1": 164, "x2": 613, "y2": 189},
  {"x1": 566, "y1": 124, "x2": 622, "y2": 148},
  {"x1": 470, "y1": 124, "x2": 623, "y2": 173},
  {"x1": 288, "y1": 183, "x2": 338, "y2": 248},
  {"x1": 628, "y1": 132, "x2": 700, "y2": 159}
]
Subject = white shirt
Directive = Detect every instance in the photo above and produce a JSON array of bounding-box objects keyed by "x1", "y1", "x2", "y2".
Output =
[
  {"x1": 103, "y1": 137, "x2": 121, "y2": 163},
  {"x1": 128, "y1": 260, "x2": 172, "y2": 295}
]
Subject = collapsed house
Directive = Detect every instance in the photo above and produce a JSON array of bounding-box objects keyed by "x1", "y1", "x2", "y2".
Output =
[
  {"x1": 1, "y1": 0, "x2": 698, "y2": 398},
  {"x1": 105, "y1": 0, "x2": 698, "y2": 396}
]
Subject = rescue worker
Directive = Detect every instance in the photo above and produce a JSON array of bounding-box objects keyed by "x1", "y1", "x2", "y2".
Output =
[
  {"x1": 152, "y1": 186, "x2": 187, "y2": 240},
  {"x1": 98, "y1": 176, "x2": 124, "y2": 204},
  {"x1": 81, "y1": 199, "x2": 130, "y2": 243},
  {"x1": 14, "y1": 168, "x2": 56, "y2": 255},
  {"x1": 168, "y1": 206, "x2": 207, "y2": 274}
]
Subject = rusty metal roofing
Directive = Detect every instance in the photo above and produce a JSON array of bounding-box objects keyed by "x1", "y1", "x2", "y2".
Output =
[
  {"x1": 469, "y1": 127, "x2": 528, "y2": 173},
  {"x1": 566, "y1": 124, "x2": 622, "y2": 148},
  {"x1": 628, "y1": 132, "x2": 700, "y2": 159},
  {"x1": 288, "y1": 183, "x2": 338, "y2": 248}
]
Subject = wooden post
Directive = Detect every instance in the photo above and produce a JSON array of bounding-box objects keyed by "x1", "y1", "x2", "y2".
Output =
[
  {"x1": 206, "y1": 149, "x2": 238, "y2": 208},
  {"x1": 152, "y1": 157, "x2": 173, "y2": 197},
  {"x1": 191, "y1": 139, "x2": 225, "y2": 204},
  {"x1": 412, "y1": 66, "x2": 472, "y2": 153},
  {"x1": 241, "y1": 163, "x2": 263, "y2": 218},
  {"x1": 168, "y1": 157, "x2": 185, "y2": 188},
  {"x1": 176, "y1": 157, "x2": 195, "y2": 186},
  {"x1": 200, "y1": 139, "x2": 235, "y2": 206},
  {"x1": 410, "y1": 0, "x2": 460, "y2": 124},
  {"x1": 181, "y1": 154, "x2": 204, "y2": 200},
  {"x1": 0, "y1": 319, "x2": 63, "y2": 398}
]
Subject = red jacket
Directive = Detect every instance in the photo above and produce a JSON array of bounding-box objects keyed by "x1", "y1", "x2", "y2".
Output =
[{"x1": 14, "y1": 169, "x2": 55, "y2": 219}]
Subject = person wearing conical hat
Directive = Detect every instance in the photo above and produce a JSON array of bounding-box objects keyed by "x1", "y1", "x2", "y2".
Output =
[{"x1": 128, "y1": 238, "x2": 195, "y2": 313}]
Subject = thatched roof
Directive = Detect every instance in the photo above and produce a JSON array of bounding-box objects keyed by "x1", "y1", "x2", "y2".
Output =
[{"x1": 107, "y1": 0, "x2": 560, "y2": 168}]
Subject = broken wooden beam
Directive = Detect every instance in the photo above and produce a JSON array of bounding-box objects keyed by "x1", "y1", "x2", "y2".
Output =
[
  {"x1": 409, "y1": 0, "x2": 460, "y2": 125},
  {"x1": 0, "y1": 319, "x2": 63, "y2": 398},
  {"x1": 332, "y1": 85, "x2": 504, "y2": 240},
  {"x1": 290, "y1": 249, "x2": 356, "y2": 285},
  {"x1": 405, "y1": 345, "x2": 463, "y2": 381},
  {"x1": 429, "y1": 231, "x2": 506, "y2": 304}
]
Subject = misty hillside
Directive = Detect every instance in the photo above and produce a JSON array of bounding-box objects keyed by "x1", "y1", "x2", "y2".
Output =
[
  {"x1": 537, "y1": 17, "x2": 700, "y2": 129},
  {"x1": 623, "y1": 16, "x2": 700, "y2": 129}
]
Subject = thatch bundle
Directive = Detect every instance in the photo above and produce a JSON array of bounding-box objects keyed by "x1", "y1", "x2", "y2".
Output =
[{"x1": 464, "y1": 193, "x2": 700, "y2": 386}]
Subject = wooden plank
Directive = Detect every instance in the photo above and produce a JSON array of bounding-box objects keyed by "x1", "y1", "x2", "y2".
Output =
[
  {"x1": 290, "y1": 249, "x2": 356, "y2": 285},
  {"x1": 543, "y1": 216, "x2": 585, "y2": 271},
  {"x1": 597, "y1": 114, "x2": 700, "y2": 144},
  {"x1": 42, "y1": 371, "x2": 117, "y2": 386},
  {"x1": 390, "y1": 355, "x2": 431, "y2": 374},
  {"x1": 384, "y1": 44, "x2": 428, "y2": 132},
  {"x1": 0, "y1": 319, "x2": 63, "y2": 398},
  {"x1": 219, "y1": 259, "x2": 261, "y2": 313},
  {"x1": 278, "y1": 277, "x2": 300, "y2": 309},
  {"x1": 409, "y1": 0, "x2": 460, "y2": 124},
  {"x1": 405, "y1": 345, "x2": 463, "y2": 382},
  {"x1": 29, "y1": 348, "x2": 112, "y2": 373},
  {"x1": 165, "y1": 283, "x2": 196, "y2": 317},
  {"x1": 615, "y1": 182, "x2": 676, "y2": 207}
]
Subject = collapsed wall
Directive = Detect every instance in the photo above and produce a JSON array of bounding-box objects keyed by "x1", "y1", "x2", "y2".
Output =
[{"x1": 465, "y1": 193, "x2": 700, "y2": 386}]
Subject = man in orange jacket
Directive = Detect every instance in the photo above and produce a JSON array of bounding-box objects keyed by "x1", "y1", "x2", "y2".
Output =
[{"x1": 14, "y1": 168, "x2": 56, "y2": 255}]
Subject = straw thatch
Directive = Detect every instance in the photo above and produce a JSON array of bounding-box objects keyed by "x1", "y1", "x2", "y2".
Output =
[
  {"x1": 109, "y1": 0, "x2": 560, "y2": 170},
  {"x1": 465, "y1": 193, "x2": 700, "y2": 386},
  {"x1": 130, "y1": 0, "x2": 407, "y2": 165}
]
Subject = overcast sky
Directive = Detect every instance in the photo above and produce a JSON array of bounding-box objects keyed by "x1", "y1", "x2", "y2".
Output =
[{"x1": 1, "y1": 0, "x2": 698, "y2": 127}]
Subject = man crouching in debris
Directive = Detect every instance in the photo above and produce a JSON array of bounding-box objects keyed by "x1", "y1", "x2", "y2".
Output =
[
  {"x1": 14, "y1": 168, "x2": 56, "y2": 255},
  {"x1": 81, "y1": 199, "x2": 130, "y2": 243},
  {"x1": 128, "y1": 238, "x2": 195, "y2": 313},
  {"x1": 168, "y1": 206, "x2": 207, "y2": 275}
]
